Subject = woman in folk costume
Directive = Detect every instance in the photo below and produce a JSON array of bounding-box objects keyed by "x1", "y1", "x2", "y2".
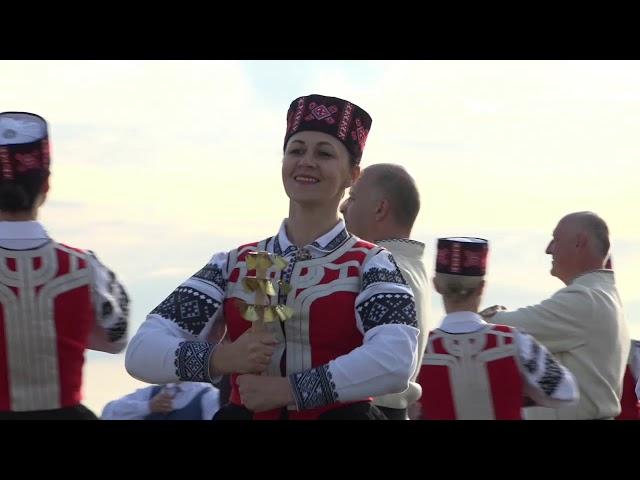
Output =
[
  {"x1": 0, "y1": 112, "x2": 130, "y2": 420},
  {"x1": 417, "y1": 237, "x2": 578, "y2": 420},
  {"x1": 126, "y1": 94, "x2": 419, "y2": 420}
]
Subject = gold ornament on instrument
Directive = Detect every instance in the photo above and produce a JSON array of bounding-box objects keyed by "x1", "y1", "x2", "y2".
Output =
[
  {"x1": 273, "y1": 304, "x2": 294, "y2": 321},
  {"x1": 239, "y1": 251, "x2": 293, "y2": 332},
  {"x1": 242, "y1": 277, "x2": 277, "y2": 296}
]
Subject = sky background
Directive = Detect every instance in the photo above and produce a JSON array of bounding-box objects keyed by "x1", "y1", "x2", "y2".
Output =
[{"x1": 1, "y1": 60, "x2": 638, "y2": 415}]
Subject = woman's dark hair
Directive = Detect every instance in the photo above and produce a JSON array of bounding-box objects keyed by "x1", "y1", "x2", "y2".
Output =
[{"x1": 0, "y1": 170, "x2": 49, "y2": 212}]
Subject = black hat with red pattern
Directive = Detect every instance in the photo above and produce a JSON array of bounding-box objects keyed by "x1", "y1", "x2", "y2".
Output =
[
  {"x1": 283, "y1": 94, "x2": 372, "y2": 163},
  {"x1": 0, "y1": 112, "x2": 50, "y2": 181},
  {"x1": 436, "y1": 237, "x2": 489, "y2": 277}
]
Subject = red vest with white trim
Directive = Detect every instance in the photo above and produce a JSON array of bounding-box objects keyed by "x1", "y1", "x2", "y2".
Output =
[
  {"x1": 0, "y1": 242, "x2": 94, "y2": 412},
  {"x1": 223, "y1": 237, "x2": 380, "y2": 420},
  {"x1": 418, "y1": 324, "x2": 523, "y2": 420}
]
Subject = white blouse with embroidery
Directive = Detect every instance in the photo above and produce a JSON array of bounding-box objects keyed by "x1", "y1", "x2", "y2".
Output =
[{"x1": 126, "y1": 219, "x2": 419, "y2": 410}]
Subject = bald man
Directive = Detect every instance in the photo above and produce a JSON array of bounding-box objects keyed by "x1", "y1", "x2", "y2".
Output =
[
  {"x1": 341, "y1": 163, "x2": 430, "y2": 420},
  {"x1": 482, "y1": 212, "x2": 629, "y2": 419}
]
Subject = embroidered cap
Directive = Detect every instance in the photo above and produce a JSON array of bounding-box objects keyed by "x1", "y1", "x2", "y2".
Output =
[
  {"x1": 283, "y1": 94, "x2": 372, "y2": 163},
  {"x1": 0, "y1": 112, "x2": 50, "y2": 181},
  {"x1": 436, "y1": 237, "x2": 489, "y2": 277}
]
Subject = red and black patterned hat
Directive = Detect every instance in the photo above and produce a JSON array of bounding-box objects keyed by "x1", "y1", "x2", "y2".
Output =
[
  {"x1": 283, "y1": 94, "x2": 372, "y2": 163},
  {"x1": 436, "y1": 237, "x2": 489, "y2": 277},
  {"x1": 0, "y1": 112, "x2": 50, "y2": 181}
]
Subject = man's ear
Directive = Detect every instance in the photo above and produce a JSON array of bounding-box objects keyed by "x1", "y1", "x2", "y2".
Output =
[{"x1": 374, "y1": 198, "x2": 390, "y2": 221}]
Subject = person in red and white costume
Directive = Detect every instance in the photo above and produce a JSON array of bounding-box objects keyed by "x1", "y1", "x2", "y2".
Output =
[
  {"x1": 418, "y1": 237, "x2": 578, "y2": 420},
  {"x1": 0, "y1": 112, "x2": 129, "y2": 420},
  {"x1": 126, "y1": 94, "x2": 419, "y2": 420}
]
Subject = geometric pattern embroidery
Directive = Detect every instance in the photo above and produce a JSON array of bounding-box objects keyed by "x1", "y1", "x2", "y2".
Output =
[
  {"x1": 107, "y1": 316, "x2": 128, "y2": 342},
  {"x1": 279, "y1": 262, "x2": 296, "y2": 304},
  {"x1": 101, "y1": 301, "x2": 113, "y2": 318},
  {"x1": 290, "y1": 364, "x2": 338, "y2": 410},
  {"x1": 284, "y1": 95, "x2": 370, "y2": 162},
  {"x1": 337, "y1": 103, "x2": 353, "y2": 141},
  {"x1": 538, "y1": 352, "x2": 563, "y2": 396},
  {"x1": 306, "y1": 102, "x2": 338, "y2": 124},
  {"x1": 117, "y1": 284, "x2": 130, "y2": 318},
  {"x1": 86, "y1": 249, "x2": 130, "y2": 344},
  {"x1": 294, "y1": 249, "x2": 313, "y2": 261},
  {"x1": 174, "y1": 341, "x2": 215, "y2": 382},
  {"x1": 104, "y1": 268, "x2": 131, "y2": 314},
  {"x1": 272, "y1": 227, "x2": 349, "y2": 303},
  {"x1": 273, "y1": 235, "x2": 289, "y2": 256},
  {"x1": 522, "y1": 336, "x2": 541, "y2": 374},
  {"x1": 378, "y1": 238, "x2": 425, "y2": 247},
  {"x1": 107, "y1": 269, "x2": 118, "y2": 294},
  {"x1": 273, "y1": 228, "x2": 352, "y2": 302},
  {"x1": 151, "y1": 286, "x2": 221, "y2": 335},
  {"x1": 353, "y1": 118, "x2": 368, "y2": 151},
  {"x1": 270, "y1": 236, "x2": 303, "y2": 304},
  {"x1": 362, "y1": 266, "x2": 407, "y2": 290},
  {"x1": 193, "y1": 264, "x2": 227, "y2": 291},
  {"x1": 385, "y1": 253, "x2": 407, "y2": 283},
  {"x1": 278, "y1": 248, "x2": 312, "y2": 297},
  {"x1": 356, "y1": 292, "x2": 417, "y2": 332},
  {"x1": 311, "y1": 228, "x2": 349, "y2": 252}
]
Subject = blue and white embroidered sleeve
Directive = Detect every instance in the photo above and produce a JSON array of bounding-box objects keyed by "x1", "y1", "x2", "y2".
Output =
[
  {"x1": 86, "y1": 251, "x2": 130, "y2": 354},
  {"x1": 126, "y1": 251, "x2": 229, "y2": 385},
  {"x1": 288, "y1": 249, "x2": 419, "y2": 410},
  {"x1": 516, "y1": 331, "x2": 579, "y2": 407}
]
